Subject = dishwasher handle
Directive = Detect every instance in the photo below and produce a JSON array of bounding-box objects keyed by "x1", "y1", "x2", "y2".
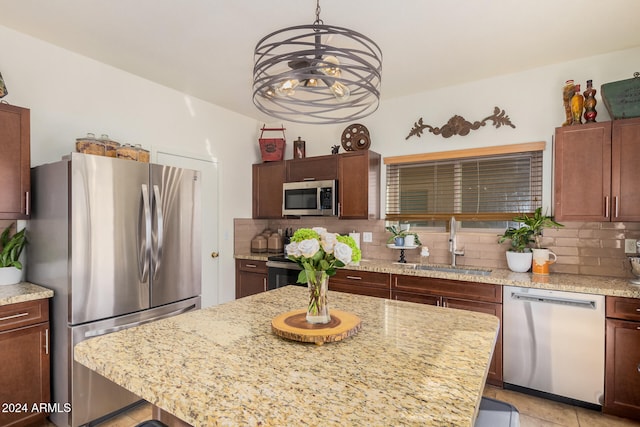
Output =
[{"x1": 510, "y1": 292, "x2": 597, "y2": 309}]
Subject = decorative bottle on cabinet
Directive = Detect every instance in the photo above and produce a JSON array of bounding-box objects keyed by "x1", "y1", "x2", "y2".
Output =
[
  {"x1": 583, "y1": 80, "x2": 597, "y2": 123},
  {"x1": 571, "y1": 84, "x2": 584, "y2": 125},
  {"x1": 562, "y1": 79, "x2": 576, "y2": 126}
]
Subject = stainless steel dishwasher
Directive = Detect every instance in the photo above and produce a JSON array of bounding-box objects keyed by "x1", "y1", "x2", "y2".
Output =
[{"x1": 502, "y1": 286, "x2": 605, "y2": 408}]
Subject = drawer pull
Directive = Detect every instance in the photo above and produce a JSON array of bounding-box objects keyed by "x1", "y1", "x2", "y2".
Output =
[
  {"x1": 0, "y1": 312, "x2": 29, "y2": 322},
  {"x1": 245, "y1": 264, "x2": 257, "y2": 268},
  {"x1": 346, "y1": 276, "x2": 362, "y2": 280}
]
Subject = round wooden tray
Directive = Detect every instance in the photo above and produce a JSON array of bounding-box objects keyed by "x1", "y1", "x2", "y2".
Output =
[{"x1": 271, "y1": 309, "x2": 362, "y2": 345}]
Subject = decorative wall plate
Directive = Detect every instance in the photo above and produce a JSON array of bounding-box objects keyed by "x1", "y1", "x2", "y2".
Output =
[{"x1": 341, "y1": 123, "x2": 370, "y2": 151}]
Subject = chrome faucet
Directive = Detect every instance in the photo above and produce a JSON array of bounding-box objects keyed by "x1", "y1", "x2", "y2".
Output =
[{"x1": 449, "y1": 216, "x2": 465, "y2": 266}]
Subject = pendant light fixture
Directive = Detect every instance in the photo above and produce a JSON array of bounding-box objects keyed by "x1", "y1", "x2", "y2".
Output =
[{"x1": 252, "y1": 0, "x2": 382, "y2": 124}]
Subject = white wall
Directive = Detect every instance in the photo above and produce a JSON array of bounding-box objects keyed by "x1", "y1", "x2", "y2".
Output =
[
  {"x1": 0, "y1": 24, "x2": 261, "y2": 304},
  {"x1": 274, "y1": 46, "x2": 640, "y2": 213}
]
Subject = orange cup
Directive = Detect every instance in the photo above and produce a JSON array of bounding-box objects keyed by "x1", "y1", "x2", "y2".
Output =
[{"x1": 532, "y1": 249, "x2": 557, "y2": 275}]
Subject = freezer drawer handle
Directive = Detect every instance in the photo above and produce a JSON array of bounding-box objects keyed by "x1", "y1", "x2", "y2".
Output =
[
  {"x1": 83, "y1": 304, "x2": 197, "y2": 338},
  {"x1": 510, "y1": 292, "x2": 597, "y2": 309}
]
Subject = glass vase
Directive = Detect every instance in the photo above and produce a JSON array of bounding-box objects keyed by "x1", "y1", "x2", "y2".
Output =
[{"x1": 306, "y1": 271, "x2": 330, "y2": 324}]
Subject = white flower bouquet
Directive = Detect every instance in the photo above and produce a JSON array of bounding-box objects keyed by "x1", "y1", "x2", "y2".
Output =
[
  {"x1": 285, "y1": 227, "x2": 362, "y2": 323},
  {"x1": 285, "y1": 227, "x2": 361, "y2": 283}
]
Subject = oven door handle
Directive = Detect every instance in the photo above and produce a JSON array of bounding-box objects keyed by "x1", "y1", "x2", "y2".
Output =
[{"x1": 266, "y1": 260, "x2": 303, "y2": 271}]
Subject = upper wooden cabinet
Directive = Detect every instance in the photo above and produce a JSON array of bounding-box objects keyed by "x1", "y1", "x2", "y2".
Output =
[
  {"x1": 0, "y1": 103, "x2": 30, "y2": 219},
  {"x1": 252, "y1": 150, "x2": 380, "y2": 219},
  {"x1": 286, "y1": 154, "x2": 337, "y2": 182},
  {"x1": 252, "y1": 161, "x2": 285, "y2": 219},
  {"x1": 554, "y1": 118, "x2": 640, "y2": 222},
  {"x1": 337, "y1": 150, "x2": 380, "y2": 219}
]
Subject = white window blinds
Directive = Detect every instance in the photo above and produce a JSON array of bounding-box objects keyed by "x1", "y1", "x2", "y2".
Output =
[{"x1": 385, "y1": 143, "x2": 544, "y2": 221}]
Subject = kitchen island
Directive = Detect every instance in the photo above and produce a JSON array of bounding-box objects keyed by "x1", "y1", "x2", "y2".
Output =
[{"x1": 74, "y1": 286, "x2": 499, "y2": 426}]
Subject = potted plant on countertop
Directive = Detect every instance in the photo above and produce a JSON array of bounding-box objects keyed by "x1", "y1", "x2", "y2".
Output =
[
  {"x1": 0, "y1": 225, "x2": 27, "y2": 285},
  {"x1": 498, "y1": 208, "x2": 563, "y2": 273},
  {"x1": 385, "y1": 225, "x2": 422, "y2": 247}
]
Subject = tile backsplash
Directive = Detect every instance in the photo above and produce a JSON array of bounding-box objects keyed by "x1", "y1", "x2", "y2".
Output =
[{"x1": 234, "y1": 218, "x2": 640, "y2": 278}]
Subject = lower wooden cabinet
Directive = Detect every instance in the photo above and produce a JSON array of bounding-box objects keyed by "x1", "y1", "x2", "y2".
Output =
[
  {"x1": 0, "y1": 298, "x2": 50, "y2": 427},
  {"x1": 392, "y1": 274, "x2": 503, "y2": 386},
  {"x1": 604, "y1": 296, "x2": 640, "y2": 420},
  {"x1": 329, "y1": 269, "x2": 391, "y2": 299},
  {"x1": 235, "y1": 259, "x2": 268, "y2": 298}
]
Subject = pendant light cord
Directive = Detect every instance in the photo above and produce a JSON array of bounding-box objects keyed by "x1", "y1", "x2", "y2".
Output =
[{"x1": 314, "y1": 0, "x2": 323, "y2": 25}]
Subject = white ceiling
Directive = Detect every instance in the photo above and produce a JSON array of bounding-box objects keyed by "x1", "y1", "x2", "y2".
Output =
[{"x1": 1, "y1": 0, "x2": 639, "y2": 122}]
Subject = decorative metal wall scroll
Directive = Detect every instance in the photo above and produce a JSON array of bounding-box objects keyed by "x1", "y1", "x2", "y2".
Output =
[{"x1": 405, "y1": 106, "x2": 515, "y2": 140}]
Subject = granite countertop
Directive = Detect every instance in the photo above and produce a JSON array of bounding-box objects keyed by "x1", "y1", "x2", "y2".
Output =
[
  {"x1": 75, "y1": 286, "x2": 499, "y2": 427},
  {"x1": 0, "y1": 282, "x2": 54, "y2": 306},
  {"x1": 235, "y1": 253, "x2": 640, "y2": 299}
]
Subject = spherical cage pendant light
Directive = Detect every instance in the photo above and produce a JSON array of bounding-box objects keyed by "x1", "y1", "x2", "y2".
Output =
[{"x1": 252, "y1": 5, "x2": 382, "y2": 125}]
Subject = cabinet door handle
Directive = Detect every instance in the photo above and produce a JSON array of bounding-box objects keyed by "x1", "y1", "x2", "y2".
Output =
[
  {"x1": 0, "y1": 312, "x2": 29, "y2": 322},
  {"x1": 263, "y1": 277, "x2": 267, "y2": 292},
  {"x1": 614, "y1": 197, "x2": 619, "y2": 218},
  {"x1": 45, "y1": 328, "x2": 49, "y2": 355},
  {"x1": 346, "y1": 276, "x2": 362, "y2": 280},
  {"x1": 637, "y1": 363, "x2": 640, "y2": 373},
  {"x1": 604, "y1": 196, "x2": 610, "y2": 218},
  {"x1": 25, "y1": 191, "x2": 30, "y2": 216}
]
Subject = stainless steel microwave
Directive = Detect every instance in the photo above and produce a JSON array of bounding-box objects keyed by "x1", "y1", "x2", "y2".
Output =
[{"x1": 282, "y1": 180, "x2": 337, "y2": 216}]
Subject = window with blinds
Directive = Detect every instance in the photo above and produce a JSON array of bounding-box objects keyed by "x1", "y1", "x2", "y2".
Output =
[{"x1": 385, "y1": 144, "x2": 543, "y2": 222}]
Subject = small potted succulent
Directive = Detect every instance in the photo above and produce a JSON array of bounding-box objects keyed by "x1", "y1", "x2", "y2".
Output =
[
  {"x1": 498, "y1": 208, "x2": 563, "y2": 272},
  {"x1": 0, "y1": 225, "x2": 27, "y2": 285}
]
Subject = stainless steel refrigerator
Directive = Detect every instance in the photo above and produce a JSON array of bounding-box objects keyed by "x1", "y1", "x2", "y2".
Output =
[{"x1": 27, "y1": 153, "x2": 202, "y2": 427}]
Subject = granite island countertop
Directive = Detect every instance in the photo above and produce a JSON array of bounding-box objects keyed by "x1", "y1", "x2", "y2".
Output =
[
  {"x1": 0, "y1": 282, "x2": 54, "y2": 305},
  {"x1": 235, "y1": 253, "x2": 640, "y2": 299},
  {"x1": 75, "y1": 286, "x2": 499, "y2": 427}
]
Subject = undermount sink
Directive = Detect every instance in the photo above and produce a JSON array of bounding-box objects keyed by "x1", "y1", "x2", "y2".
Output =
[{"x1": 407, "y1": 264, "x2": 492, "y2": 276}]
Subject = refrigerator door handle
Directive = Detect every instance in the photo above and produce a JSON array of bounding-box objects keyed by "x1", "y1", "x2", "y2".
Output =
[
  {"x1": 152, "y1": 184, "x2": 164, "y2": 280},
  {"x1": 139, "y1": 184, "x2": 152, "y2": 282},
  {"x1": 83, "y1": 304, "x2": 197, "y2": 338}
]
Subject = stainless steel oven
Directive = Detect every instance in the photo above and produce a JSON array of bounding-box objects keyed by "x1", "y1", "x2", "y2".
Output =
[{"x1": 266, "y1": 256, "x2": 305, "y2": 289}]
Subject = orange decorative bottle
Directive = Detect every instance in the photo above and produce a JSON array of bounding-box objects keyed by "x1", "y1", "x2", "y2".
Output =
[
  {"x1": 583, "y1": 79, "x2": 597, "y2": 123},
  {"x1": 562, "y1": 79, "x2": 575, "y2": 126},
  {"x1": 571, "y1": 84, "x2": 584, "y2": 125}
]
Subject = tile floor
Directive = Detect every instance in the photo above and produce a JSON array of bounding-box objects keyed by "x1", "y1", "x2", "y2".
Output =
[{"x1": 42, "y1": 387, "x2": 640, "y2": 426}]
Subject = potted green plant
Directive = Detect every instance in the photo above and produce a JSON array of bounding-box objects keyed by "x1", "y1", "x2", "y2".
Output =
[
  {"x1": 498, "y1": 208, "x2": 563, "y2": 272},
  {"x1": 0, "y1": 225, "x2": 27, "y2": 285},
  {"x1": 386, "y1": 225, "x2": 406, "y2": 246},
  {"x1": 386, "y1": 226, "x2": 421, "y2": 247}
]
